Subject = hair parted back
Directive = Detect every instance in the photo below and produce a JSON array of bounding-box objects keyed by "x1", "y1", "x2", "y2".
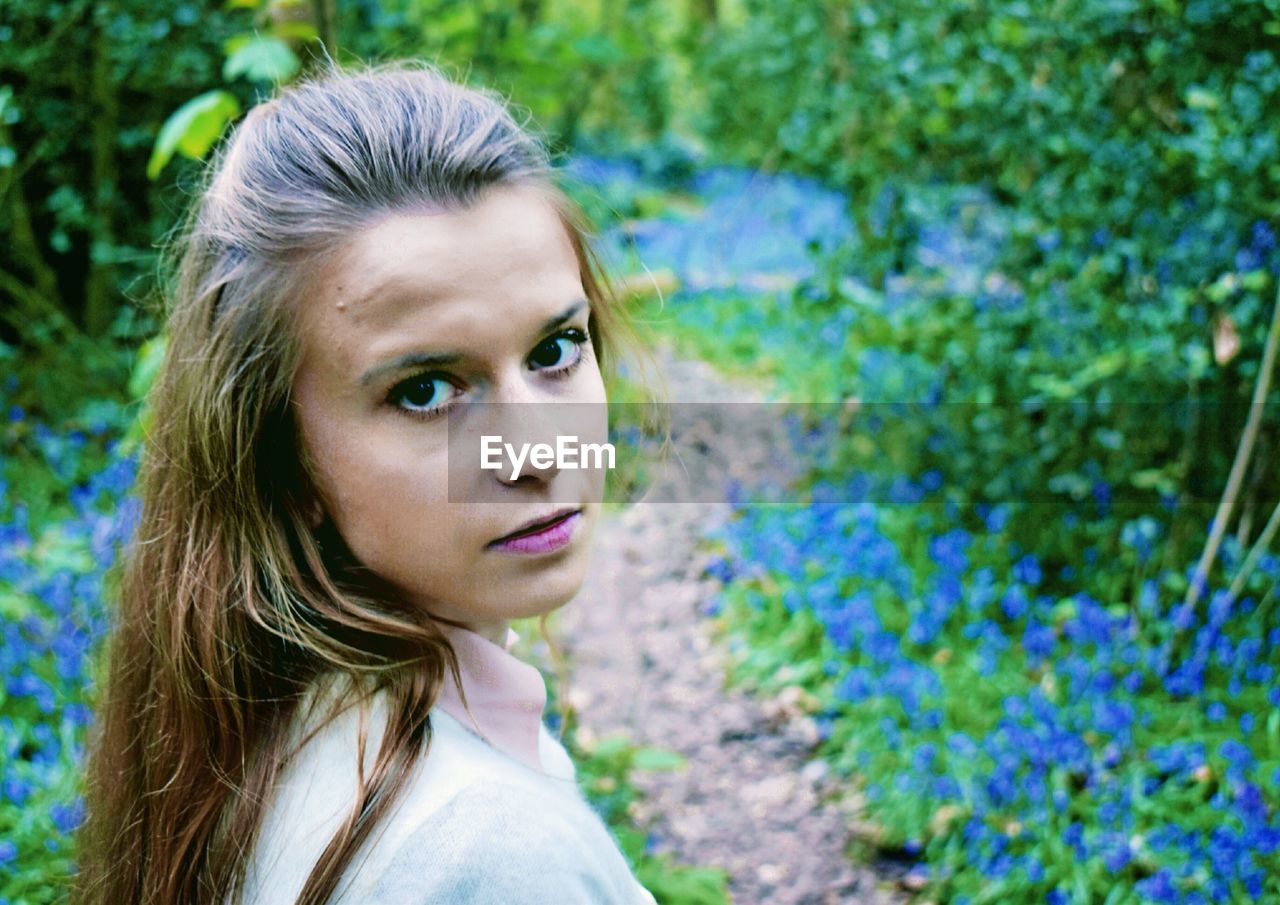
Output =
[{"x1": 72, "y1": 58, "x2": 665, "y2": 905}]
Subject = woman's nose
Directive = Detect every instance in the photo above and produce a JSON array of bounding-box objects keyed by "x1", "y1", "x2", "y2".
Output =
[{"x1": 487, "y1": 372, "x2": 565, "y2": 484}]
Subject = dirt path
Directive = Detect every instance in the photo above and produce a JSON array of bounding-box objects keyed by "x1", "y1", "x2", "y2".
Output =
[{"x1": 554, "y1": 341, "x2": 908, "y2": 905}]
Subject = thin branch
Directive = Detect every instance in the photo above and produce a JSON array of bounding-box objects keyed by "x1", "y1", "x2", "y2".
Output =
[
  {"x1": 1184, "y1": 281, "x2": 1280, "y2": 611},
  {"x1": 1226, "y1": 494, "x2": 1280, "y2": 607},
  {"x1": 0, "y1": 267, "x2": 76, "y2": 332}
]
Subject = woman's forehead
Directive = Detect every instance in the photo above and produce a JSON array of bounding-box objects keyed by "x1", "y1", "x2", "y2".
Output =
[
  {"x1": 292, "y1": 186, "x2": 587, "y2": 382},
  {"x1": 313, "y1": 186, "x2": 577, "y2": 321}
]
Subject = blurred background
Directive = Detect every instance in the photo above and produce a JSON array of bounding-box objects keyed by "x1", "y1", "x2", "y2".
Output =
[{"x1": 2, "y1": 1, "x2": 1280, "y2": 902}]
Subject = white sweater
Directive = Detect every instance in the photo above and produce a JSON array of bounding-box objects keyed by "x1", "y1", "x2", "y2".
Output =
[{"x1": 237, "y1": 630, "x2": 658, "y2": 905}]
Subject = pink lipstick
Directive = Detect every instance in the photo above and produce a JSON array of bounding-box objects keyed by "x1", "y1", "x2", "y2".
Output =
[{"x1": 488, "y1": 509, "x2": 581, "y2": 554}]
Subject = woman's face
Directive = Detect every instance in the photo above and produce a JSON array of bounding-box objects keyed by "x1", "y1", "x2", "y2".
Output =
[{"x1": 290, "y1": 183, "x2": 608, "y2": 646}]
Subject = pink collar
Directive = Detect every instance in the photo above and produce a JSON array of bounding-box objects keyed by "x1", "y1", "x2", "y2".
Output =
[{"x1": 433, "y1": 622, "x2": 550, "y2": 775}]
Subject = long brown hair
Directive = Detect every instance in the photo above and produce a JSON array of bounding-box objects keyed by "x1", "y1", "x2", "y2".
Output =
[{"x1": 73, "y1": 59, "x2": 666, "y2": 905}]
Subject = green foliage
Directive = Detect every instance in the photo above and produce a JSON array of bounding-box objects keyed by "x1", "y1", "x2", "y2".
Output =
[
  {"x1": 146, "y1": 90, "x2": 242, "y2": 180},
  {"x1": 223, "y1": 33, "x2": 302, "y2": 84},
  {"x1": 0, "y1": 0, "x2": 245, "y2": 336},
  {"x1": 563, "y1": 727, "x2": 731, "y2": 905},
  {"x1": 345, "y1": 0, "x2": 710, "y2": 156},
  {"x1": 147, "y1": 4, "x2": 314, "y2": 181},
  {"x1": 691, "y1": 3, "x2": 1280, "y2": 533}
]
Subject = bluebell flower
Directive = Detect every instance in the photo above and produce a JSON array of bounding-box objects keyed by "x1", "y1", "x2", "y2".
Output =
[
  {"x1": 1095, "y1": 699, "x2": 1134, "y2": 736},
  {"x1": 1251, "y1": 219, "x2": 1277, "y2": 254},
  {"x1": 1063, "y1": 822, "x2": 1086, "y2": 859},
  {"x1": 1001, "y1": 585, "x2": 1029, "y2": 621},
  {"x1": 2, "y1": 777, "x2": 33, "y2": 807},
  {"x1": 1103, "y1": 839, "x2": 1131, "y2": 872},
  {"x1": 987, "y1": 851, "x2": 1014, "y2": 878},
  {"x1": 1022, "y1": 619, "x2": 1056, "y2": 662},
  {"x1": 1135, "y1": 868, "x2": 1177, "y2": 902},
  {"x1": 836, "y1": 666, "x2": 874, "y2": 703},
  {"x1": 981, "y1": 504, "x2": 1011, "y2": 533},
  {"x1": 1139, "y1": 579, "x2": 1159, "y2": 614},
  {"x1": 1235, "y1": 247, "x2": 1263, "y2": 272},
  {"x1": 1013, "y1": 553, "x2": 1042, "y2": 586},
  {"x1": 1218, "y1": 739, "x2": 1253, "y2": 770},
  {"x1": 50, "y1": 797, "x2": 84, "y2": 834},
  {"x1": 1234, "y1": 781, "x2": 1267, "y2": 823}
]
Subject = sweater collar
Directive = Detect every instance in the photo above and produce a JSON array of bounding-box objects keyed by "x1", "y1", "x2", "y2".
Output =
[{"x1": 433, "y1": 622, "x2": 550, "y2": 776}]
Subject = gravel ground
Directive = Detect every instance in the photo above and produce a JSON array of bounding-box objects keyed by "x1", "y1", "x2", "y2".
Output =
[{"x1": 554, "y1": 342, "x2": 911, "y2": 905}]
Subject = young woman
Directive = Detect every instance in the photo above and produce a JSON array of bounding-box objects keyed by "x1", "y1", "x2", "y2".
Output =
[{"x1": 73, "y1": 60, "x2": 665, "y2": 905}]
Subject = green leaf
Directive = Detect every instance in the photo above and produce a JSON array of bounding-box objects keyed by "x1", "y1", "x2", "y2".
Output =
[
  {"x1": 223, "y1": 35, "x2": 300, "y2": 84},
  {"x1": 128, "y1": 333, "x2": 168, "y2": 400},
  {"x1": 1130, "y1": 468, "x2": 1179, "y2": 497},
  {"x1": 629, "y1": 747, "x2": 688, "y2": 771},
  {"x1": 1185, "y1": 87, "x2": 1219, "y2": 111},
  {"x1": 147, "y1": 91, "x2": 242, "y2": 181},
  {"x1": 273, "y1": 21, "x2": 320, "y2": 43},
  {"x1": 589, "y1": 734, "x2": 633, "y2": 760},
  {"x1": 0, "y1": 588, "x2": 34, "y2": 621},
  {"x1": 1241, "y1": 269, "x2": 1271, "y2": 292}
]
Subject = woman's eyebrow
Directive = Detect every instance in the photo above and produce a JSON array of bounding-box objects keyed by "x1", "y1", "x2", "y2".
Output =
[
  {"x1": 360, "y1": 350, "x2": 464, "y2": 387},
  {"x1": 357, "y1": 299, "x2": 588, "y2": 387},
  {"x1": 541, "y1": 299, "x2": 588, "y2": 333}
]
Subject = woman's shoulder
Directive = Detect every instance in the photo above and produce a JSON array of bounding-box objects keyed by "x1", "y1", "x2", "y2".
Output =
[
  {"x1": 238, "y1": 678, "x2": 623, "y2": 904},
  {"x1": 343, "y1": 778, "x2": 658, "y2": 905},
  {"x1": 338, "y1": 708, "x2": 657, "y2": 903}
]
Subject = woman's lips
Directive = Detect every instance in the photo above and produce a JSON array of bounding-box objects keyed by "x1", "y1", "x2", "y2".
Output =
[{"x1": 487, "y1": 509, "x2": 582, "y2": 554}]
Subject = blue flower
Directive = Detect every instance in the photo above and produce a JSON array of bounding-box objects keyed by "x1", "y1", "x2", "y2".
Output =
[
  {"x1": 1218, "y1": 739, "x2": 1254, "y2": 771},
  {"x1": 1012, "y1": 554, "x2": 1042, "y2": 586},
  {"x1": 1022, "y1": 618, "x2": 1056, "y2": 662},
  {"x1": 1135, "y1": 868, "x2": 1177, "y2": 902},
  {"x1": 1063, "y1": 822, "x2": 1086, "y2": 859},
  {"x1": 1251, "y1": 219, "x2": 1277, "y2": 254},
  {"x1": 1001, "y1": 585, "x2": 1030, "y2": 621},
  {"x1": 2, "y1": 777, "x2": 33, "y2": 807},
  {"x1": 1171, "y1": 603, "x2": 1196, "y2": 631},
  {"x1": 50, "y1": 797, "x2": 85, "y2": 834},
  {"x1": 1103, "y1": 839, "x2": 1131, "y2": 872},
  {"x1": 836, "y1": 666, "x2": 875, "y2": 703}
]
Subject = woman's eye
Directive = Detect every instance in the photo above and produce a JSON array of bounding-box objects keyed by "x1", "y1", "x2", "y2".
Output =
[
  {"x1": 389, "y1": 374, "x2": 459, "y2": 417},
  {"x1": 530, "y1": 329, "x2": 587, "y2": 372}
]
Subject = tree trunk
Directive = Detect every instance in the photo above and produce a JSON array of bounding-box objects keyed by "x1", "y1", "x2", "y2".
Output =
[
  {"x1": 517, "y1": 0, "x2": 542, "y2": 27},
  {"x1": 0, "y1": 120, "x2": 62, "y2": 311},
  {"x1": 313, "y1": 0, "x2": 339, "y2": 60},
  {"x1": 84, "y1": 4, "x2": 119, "y2": 336}
]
